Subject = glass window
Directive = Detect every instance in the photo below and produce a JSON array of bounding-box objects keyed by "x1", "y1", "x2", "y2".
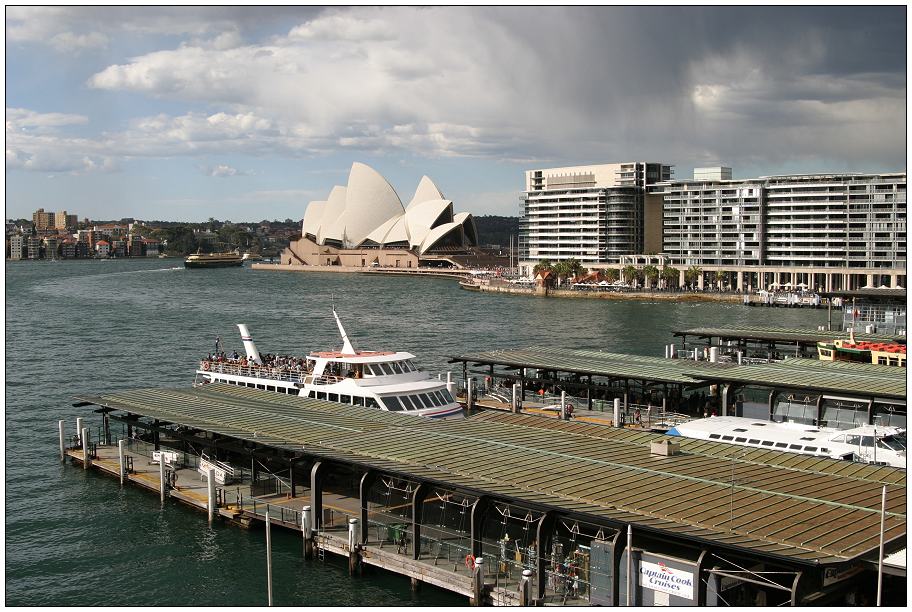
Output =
[
  {"x1": 389, "y1": 362, "x2": 402, "y2": 374},
  {"x1": 353, "y1": 396, "x2": 365, "y2": 406},
  {"x1": 366, "y1": 397, "x2": 380, "y2": 409},
  {"x1": 417, "y1": 394, "x2": 433, "y2": 408},
  {"x1": 403, "y1": 361, "x2": 415, "y2": 371},
  {"x1": 383, "y1": 397, "x2": 404, "y2": 411},
  {"x1": 804, "y1": 447, "x2": 818, "y2": 452},
  {"x1": 860, "y1": 436, "x2": 875, "y2": 447},
  {"x1": 789, "y1": 444, "x2": 802, "y2": 450},
  {"x1": 709, "y1": 434, "x2": 721, "y2": 439},
  {"x1": 845, "y1": 435, "x2": 861, "y2": 446},
  {"x1": 340, "y1": 395, "x2": 351, "y2": 404},
  {"x1": 377, "y1": 363, "x2": 392, "y2": 376},
  {"x1": 734, "y1": 437, "x2": 747, "y2": 443},
  {"x1": 317, "y1": 392, "x2": 326, "y2": 400},
  {"x1": 434, "y1": 391, "x2": 448, "y2": 405},
  {"x1": 257, "y1": 384, "x2": 265, "y2": 390},
  {"x1": 761, "y1": 441, "x2": 774, "y2": 446},
  {"x1": 775, "y1": 442, "x2": 788, "y2": 448},
  {"x1": 267, "y1": 386, "x2": 275, "y2": 392},
  {"x1": 400, "y1": 396, "x2": 417, "y2": 410},
  {"x1": 364, "y1": 364, "x2": 375, "y2": 376},
  {"x1": 748, "y1": 439, "x2": 760, "y2": 445},
  {"x1": 328, "y1": 393, "x2": 338, "y2": 402},
  {"x1": 440, "y1": 389, "x2": 454, "y2": 403},
  {"x1": 721, "y1": 435, "x2": 734, "y2": 441},
  {"x1": 426, "y1": 393, "x2": 441, "y2": 407}
]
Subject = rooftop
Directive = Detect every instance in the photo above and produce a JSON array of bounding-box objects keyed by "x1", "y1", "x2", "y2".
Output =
[
  {"x1": 674, "y1": 326, "x2": 905, "y2": 346},
  {"x1": 75, "y1": 384, "x2": 906, "y2": 567}
]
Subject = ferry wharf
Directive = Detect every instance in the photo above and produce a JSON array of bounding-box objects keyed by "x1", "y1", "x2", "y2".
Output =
[
  {"x1": 450, "y1": 344, "x2": 906, "y2": 429},
  {"x1": 67, "y1": 384, "x2": 905, "y2": 606}
]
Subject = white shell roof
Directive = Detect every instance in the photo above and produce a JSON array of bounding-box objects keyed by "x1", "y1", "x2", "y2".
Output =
[
  {"x1": 406, "y1": 175, "x2": 444, "y2": 209},
  {"x1": 301, "y1": 162, "x2": 475, "y2": 252}
]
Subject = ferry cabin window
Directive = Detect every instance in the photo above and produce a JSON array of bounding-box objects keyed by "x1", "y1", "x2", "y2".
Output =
[
  {"x1": 382, "y1": 363, "x2": 396, "y2": 376},
  {"x1": 761, "y1": 441, "x2": 774, "y2": 446},
  {"x1": 353, "y1": 396, "x2": 365, "y2": 406},
  {"x1": 403, "y1": 361, "x2": 415, "y2": 371},
  {"x1": 390, "y1": 362, "x2": 403, "y2": 374},
  {"x1": 734, "y1": 437, "x2": 747, "y2": 443},
  {"x1": 366, "y1": 397, "x2": 380, "y2": 409},
  {"x1": 721, "y1": 435, "x2": 734, "y2": 441},
  {"x1": 434, "y1": 391, "x2": 448, "y2": 405},
  {"x1": 789, "y1": 444, "x2": 802, "y2": 450},
  {"x1": 748, "y1": 439, "x2": 760, "y2": 445},
  {"x1": 363, "y1": 364, "x2": 375, "y2": 376},
  {"x1": 383, "y1": 397, "x2": 404, "y2": 411},
  {"x1": 733, "y1": 428, "x2": 748, "y2": 432},
  {"x1": 844, "y1": 435, "x2": 861, "y2": 446},
  {"x1": 317, "y1": 391, "x2": 327, "y2": 400},
  {"x1": 709, "y1": 434, "x2": 722, "y2": 439},
  {"x1": 804, "y1": 446, "x2": 818, "y2": 452},
  {"x1": 340, "y1": 394, "x2": 351, "y2": 404},
  {"x1": 267, "y1": 385, "x2": 275, "y2": 392},
  {"x1": 400, "y1": 395, "x2": 417, "y2": 410},
  {"x1": 775, "y1": 442, "x2": 788, "y2": 448},
  {"x1": 860, "y1": 436, "x2": 875, "y2": 447},
  {"x1": 257, "y1": 384, "x2": 265, "y2": 390},
  {"x1": 441, "y1": 389, "x2": 455, "y2": 403},
  {"x1": 421, "y1": 393, "x2": 438, "y2": 407}
]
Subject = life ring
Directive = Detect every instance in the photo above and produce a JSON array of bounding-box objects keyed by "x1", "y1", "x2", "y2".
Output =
[
  {"x1": 202, "y1": 361, "x2": 210, "y2": 371},
  {"x1": 465, "y1": 554, "x2": 476, "y2": 570}
]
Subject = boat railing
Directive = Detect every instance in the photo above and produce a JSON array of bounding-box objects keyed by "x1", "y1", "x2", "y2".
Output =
[
  {"x1": 309, "y1": 375, "x2": 346, "y2": 386},
  {"x1": 199, "y1": 360, "x2": 308, "y2": 383}
]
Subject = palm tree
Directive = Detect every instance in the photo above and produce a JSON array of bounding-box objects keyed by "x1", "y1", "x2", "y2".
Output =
[
  {"x1": 622, "y1": 265, "x2": 638, "y2": 286},
  {"x1": 661, "y1": 265, "x2": 679, "y2": 290},
  {"x1": 643, "y1": 264, "x2": 659, "y2": 289},
  {"x1": 715, "y1": 270, "x2": 726, "y2": 291},
  {"x1": 685, "y1": 265, "x2": 703, "y2": 289},
  {"x1": 565, "y1": 258, "x2": 586, "y2": 280},
  {"x1": 605, "y1": 268, "x2": 620, "y2": 282},
  {"x1": 533, "y1": 259, "x2": 553, "y2": 277}
]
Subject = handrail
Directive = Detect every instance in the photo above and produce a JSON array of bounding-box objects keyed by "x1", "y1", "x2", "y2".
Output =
[{"x1": 200, "y1": 360, "x2": 308, "y2": 383}]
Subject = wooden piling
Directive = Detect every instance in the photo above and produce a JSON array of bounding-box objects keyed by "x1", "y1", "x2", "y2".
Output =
[{"x1": 58, "y1": 420, "x2": 65, "y2": 462}]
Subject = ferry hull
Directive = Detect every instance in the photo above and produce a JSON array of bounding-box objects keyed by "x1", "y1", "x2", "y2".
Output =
[{"x1": 184, "y1": 259, "x2": 244, "y2": 269}]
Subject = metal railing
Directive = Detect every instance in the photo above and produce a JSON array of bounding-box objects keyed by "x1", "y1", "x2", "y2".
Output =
[{"x1": 200, "y1": 361, "x2": 308, "y2": 383}]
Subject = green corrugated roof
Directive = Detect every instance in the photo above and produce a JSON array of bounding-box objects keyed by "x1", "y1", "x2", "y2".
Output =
[
  {"x1": 698, "y1": 358, "x2": 907, "y2": 400},
  {"x1": 74, "y1": 384, "x2": 906, "y2": 566},
  {"x1": 674, "y1": 326, "x2": 905, "y2": 345},
  {"x1": 451, "y1": 346, "x2": 731, "y2": 384}
]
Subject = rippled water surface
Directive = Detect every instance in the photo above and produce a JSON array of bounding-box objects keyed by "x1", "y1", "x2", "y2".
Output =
[{"x1": 5, "y1": 259, "x2": 828, "y2": 605}]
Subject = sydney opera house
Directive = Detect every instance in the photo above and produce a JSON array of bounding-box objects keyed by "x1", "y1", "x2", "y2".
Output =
[{"x1": 280, "y1": 163, "x2": 478, "y2": 268}]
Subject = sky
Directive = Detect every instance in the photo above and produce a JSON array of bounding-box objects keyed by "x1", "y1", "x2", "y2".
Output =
[{"x1": 5, "y1": 5, "x2": 907, "y2": 222}]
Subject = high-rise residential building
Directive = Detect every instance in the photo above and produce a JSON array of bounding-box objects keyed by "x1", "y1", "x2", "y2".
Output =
[
  {"x1": 8, "y1": 234, "x2": 25, "y2": 260},
  {"x1": 660, "y1": 170, "x2": 906, "y2": 270},
  {"x1": 26, "y1": 235, "x2": 42, "y2": 259},
  {"x1": 33, "y1": 208, "x2": 53, "y2": 230},
  {"x1": 518, "y1": 162, "x2": 672, "y2": 272}
]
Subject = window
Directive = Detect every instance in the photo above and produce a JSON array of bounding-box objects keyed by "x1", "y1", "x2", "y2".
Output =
[
  {"x1": 417, "y1": 394, "x2": 434, "y2": 408},
  {"x1": 761, "y1": 441, "x2": 774, "y2": 447},
  {"x1": 400, "y1": 396, "x2": 417, "y2": 410},
  {"x1": 390, "y1": 362, "x2": 403, "y2": 374},
  {"x1": 257, "y1": 384, "x2": 265, "y2": 390},
  {"x1": 366, "y1": 398, "x2": 380, "y2": 409},
  {"x1": 709, "y1": 434, "x2": 721, "y2": 439},
  {"x1": 267, "y1": 386, "x2": 275, "y2": 392},
  {"x1": 860, "y1": 436, "x2": 875, "y2": 447},
  {"x1": 799, "y1": 437, "x2": 815, "y2": 441},
  {"x1": 789, "y1": 444, "x2": 802, "y2": 450},
  {"x1": 364, "y1": 365, "x2": 375, "y2": 376},
  {"x1": 820, "y1": 448, "x2": 829, "y2": 453},
  {"x1": 328, "y1": 393, "x2": 339, "y2": 402},
  {"x1": 317, "y1": 392, "x2": 326, "y2": 400},
  {"x1": 721, "y1": 435, "x2": 734, "y2": 441},
  {"x1": 734, "y1": 437, "x2": 747, "y2": 443},
  {"x1": 378, "y1": 363, "x2": 394, "y2": 376},
  {"x1": 340, "y1": 395, "x2": 351, "y2": 404},
  {"x1": 748, "y1": 439, "x2": 760, "y2": 445},
  {"x1": 751, "y1": 423, "x2": 767, "y2": 426},
  {"x1": 775, "y1": 442, "x2": 788, "y2": 448},
  {"x1": 383, "y1": 397, "x2": 404, "y2": 411},
  {"x1": 845, "y1": 435, "x2": 861, "y2": 445},
  {"x1": 733, "y1": 428, "x2": 748, "y2": 432},
  {"x1": 804, "y1": 447, "x2": 818, "y2": 452},
  {"x1": 435, "y1": 391, "x2": 449, "y2": 405},
  {"x1": 353, "y1": 396, "x2": 365, "y2": 406}
]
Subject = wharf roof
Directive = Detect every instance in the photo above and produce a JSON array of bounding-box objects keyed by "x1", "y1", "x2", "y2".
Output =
[
  {"x1": 674, "y1": 325, "x2": 905, "y2": 345},
  {"x1": 75, "y1": 384, "x2": 906, "y2": 567},
  {"x1": 696, "y1": 358, "x2": 907, "y2": 402},
  {"x1": 818, "y1": 288, "x2": 907, "y2": 301},
  {"x1": 450, "y1": 347, "x2": 731, "y2": 385}
]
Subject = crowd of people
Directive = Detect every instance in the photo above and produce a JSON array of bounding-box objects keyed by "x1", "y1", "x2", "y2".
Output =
[{"x1": 201, "y1": 350, "x2": 314, "y2": 377}]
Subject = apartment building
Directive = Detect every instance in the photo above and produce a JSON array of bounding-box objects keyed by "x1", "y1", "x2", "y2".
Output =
[
  {"x1": 518, "y1": 162, "x2": 672, "y2": 272},
  {"x1": 8, "y1": 234, "x2": 25, "y2": 260},
  {"x1": 661, "y1": 170, "x2": 906, "y2": 269}
]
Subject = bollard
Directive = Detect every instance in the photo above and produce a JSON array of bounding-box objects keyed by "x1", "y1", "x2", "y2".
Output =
[
  {"x1": 266, "y1": 508, "x2": 273, "y2": 606},
  {"x1": 302, "y1": 505, "x2": 314, "y2": 560},
  {"x1": 613, "y1": 398, "x2": 621, "y2": 428},
  {"x1": 512, "y1": 383, "x2": 520, "y2": 413},
  {"x1": 472, "y1": 556, "x2": 485, "y2": 606},
  {"x1": 693, "y1": 349, "x2": 698, "y2": 361},
  {"x1": 560, "y1": 391, "x2": 567, "y2": 421},
  {"x1": 737, "y1": 351, "x2": 743, "y2": 365},
  {"x1": 118, "y1": 439, "x2": 125, "y2": 485},
  {"x1": 467, "y1": 378, "x2": 475, "y2": 415},
  {"x1": 446, "y1": 372, "x2": 454, "y2": 397},
  {"x1": 159, "y1": 454, "x2": 166, "y2": 503},
  {"x1": 81, "y1": 428, "x2": 91, "y2": 469},
  {"x1": 709, "y1": 346, "x2": 719, "y2": 363},
  {"x1": 58, "y1": 420, "x2": 66, "y2": 462},
  {"x1": 520, "y1": 569, "x2": 533, "y2": 606},
  {"x1": 76, "y1": 417, "x2": 84, "y2": 446},
  {"x1": 348, "y1": 518, "x2": 360, "y2": 575},
  {"x1": 207, "y1": 467, "x2": 216, "y2": 524}
]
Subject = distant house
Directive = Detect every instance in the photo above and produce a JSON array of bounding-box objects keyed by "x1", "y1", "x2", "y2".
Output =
[
  {"x1": 535, "y1": 269, "x2": 556, "y2": 288},
  {"x1": 143, "y1": 238, "x2": 161, "y2": 256},
  {"x1": 95, "y1": 240, "x2": 111, "y2": 257}
]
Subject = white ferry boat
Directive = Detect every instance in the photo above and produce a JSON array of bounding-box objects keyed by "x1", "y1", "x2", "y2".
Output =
[
  {"x1": 194, "y1": 311, "x2": 463, "y2": 419},
  {"x1": 667, "y1": 416, "x2": 906, "y2": 468}
]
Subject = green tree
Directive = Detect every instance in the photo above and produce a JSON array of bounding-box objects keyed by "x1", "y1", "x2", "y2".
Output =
[
  {"x1": 605, "y1": 268, "x2": 620, "y2": 282},
  {"x1": 565, "y1": 258, "x2": 586, "y2": 280},
  {"x1": 533, "y1": 259, "x2": 553, "y2": 277},
  {"x1": 715, "y1": 270, "x2": 726, "y2": 291},
  {"x1": 153, "y1": 225, "x2": 199, "y2": 256},
  {"x1": 643, "y1": 264, "x2": 659, "y2": 289},
  {"x1": 685, "y1": 265, "x2": 703, "y2": 288},
  {"x1": 661, "y1": 265, "x2": 679, "y2": 289},
  {"x1": 622, "y1": 265, "x2": 639, "y2": 285}
]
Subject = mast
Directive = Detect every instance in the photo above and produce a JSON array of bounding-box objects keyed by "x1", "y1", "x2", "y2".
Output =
[{"x1": 333, "y1": 307, "x2": 356, "y2": 354}]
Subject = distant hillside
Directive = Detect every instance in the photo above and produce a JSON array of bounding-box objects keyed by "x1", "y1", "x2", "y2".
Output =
[{"x1": 473, "y1": 215, "x2": 519, "y2": 247}]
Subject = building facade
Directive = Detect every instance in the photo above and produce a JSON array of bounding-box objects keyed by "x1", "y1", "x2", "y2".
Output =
[
  {"x1": 8, "y1": 234, "x2": 25, "y2": 260},
  {"x1": 518, "y1": 162, "x2": 672, "y2": 273}
]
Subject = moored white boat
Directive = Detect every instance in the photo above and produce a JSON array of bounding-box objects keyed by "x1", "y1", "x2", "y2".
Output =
[
  {"x1": 668, "y1": 415, "x2": 906, "y2": 468},
  {"x1": 194, "y1": 310, "x2": 463, "y2": 419}
]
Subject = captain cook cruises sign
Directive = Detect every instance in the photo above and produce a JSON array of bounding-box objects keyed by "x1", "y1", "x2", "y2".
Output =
[{"x1": 638, "y1": 560, "x2": 695, "y2": 600}]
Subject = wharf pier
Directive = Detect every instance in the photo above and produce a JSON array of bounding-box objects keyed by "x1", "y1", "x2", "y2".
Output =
[{"x1": 68, "y1": 384, "x2": 905, "y2": 606}]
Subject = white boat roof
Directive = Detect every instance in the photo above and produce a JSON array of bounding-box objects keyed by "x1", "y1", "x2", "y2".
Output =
[
  {"x1": 673, "y1": 416, "x2": 903, "y2": 445},
  {"x1": 308, "y1": 350, "x2": 416, "y2": 364},
  {"x1": 372, "y1": 380, "x2": 447, "y2": 394},
  {"x1": 884, "y1": 548, "x2": 907, "y2": 570}
]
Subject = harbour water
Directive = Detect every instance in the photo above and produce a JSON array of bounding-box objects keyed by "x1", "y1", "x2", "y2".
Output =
[{"x1": 5, "y1": 259, "x2": 829, "y2": 606}]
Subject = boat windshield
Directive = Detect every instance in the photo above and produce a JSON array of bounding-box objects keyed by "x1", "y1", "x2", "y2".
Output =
[{"x1": 878, "y1": 434, "x2": 906, "y2": 452}]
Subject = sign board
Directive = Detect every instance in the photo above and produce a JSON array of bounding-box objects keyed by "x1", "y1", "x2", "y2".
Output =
[
  {"x1": 197, "y1": 458, "x2": 227, "y2": 484},
  {"x1": 822, "y1": 565, "x2": 864, "y2": 587},
  {"x1": 639, "y1": 560, "x2": 695, "y2": 600},
  {"x1": 152, "y1": 450, "x2": 179, "y2": 465}
]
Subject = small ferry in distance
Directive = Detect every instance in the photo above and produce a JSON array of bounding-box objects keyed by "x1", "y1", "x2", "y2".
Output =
[
  {"x1": 668, "y1": 416, "x2": 906, "y2": 468},
  {"x1": 184, "y1": 250, "x2": 244, "y2": 269},
  {"x1": 195, "y1": 310, "x2": 463, "y2": 419}
]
